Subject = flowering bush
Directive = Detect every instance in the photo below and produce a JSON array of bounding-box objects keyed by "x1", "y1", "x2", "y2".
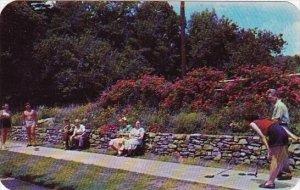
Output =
[
  {"x1": 95, "y1": 65, "x2": 300, "y2": 133},
  {"x1": 99, "y1": 74, "x2": 169, "y2": 108},
  {"x1": 147, "y1": 124, "x2": 161, "y2": 133},
  {"x1": 98, "y1": 124, "x2": 118, "y2": 136},
  {"x1": 161, "y1": 67, "x2": 224, "y2": 112}
]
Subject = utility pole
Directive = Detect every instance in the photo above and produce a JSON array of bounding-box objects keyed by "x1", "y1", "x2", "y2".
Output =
[{"x1": 180, "y1": 1, "x2": 186, "y2": 77}]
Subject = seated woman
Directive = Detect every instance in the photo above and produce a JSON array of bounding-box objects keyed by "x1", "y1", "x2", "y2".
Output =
[
  {"x1": 109, "y1": 117, "x2": 132, "y2": 156},
  {"x1": 124, "y1": 120, "x2": 145, "y2": 156},
  {"x1": 246, "y1": 115, "x2": 299, "y2": 189}
]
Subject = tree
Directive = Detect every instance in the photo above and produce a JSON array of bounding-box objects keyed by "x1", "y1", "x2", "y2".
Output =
[
  {"x1": 187, "y1": 9, "x2": 286, "y2": 76},
  {"x1": 133, "y1": 1, "x2": 181, "y2": 78},
  {"x1": 1, "y1": 1, "x2": 47, "y2": 106}
]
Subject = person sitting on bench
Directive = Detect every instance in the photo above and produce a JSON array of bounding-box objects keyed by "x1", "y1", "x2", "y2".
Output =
[
  {"x1": 63, "y1": 117, "x2": 74, "y2": 150},
  {"x1": 124, "y1": 120, "x2": 145, "y2": 156},
  {"x1": 69, "y1": 119, "x2": 86, "y2": 151},
  {"x1": 109, "y1": 117, "x2": 132, "y2": 156}
]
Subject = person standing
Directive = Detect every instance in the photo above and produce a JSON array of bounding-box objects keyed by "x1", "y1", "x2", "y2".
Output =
[
  {"x1": 0, "y1": 103, "x2": 12, "y2": 150},
  {"x1": 247, "y1": 118, "x2": 299, "y2": 188},
  {"x1": 22, "y1": 102, "x2": 38, "y2": 147},
  {"x1": 266, "y1": 89, "x2": 298, "y2": 180},
  {"x1": 266, "y1": 89, "x2": 290, "y2": 127}
]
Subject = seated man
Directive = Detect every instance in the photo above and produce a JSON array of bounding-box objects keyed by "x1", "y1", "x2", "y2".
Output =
[
  {"x1": 69, "y1": 119, "x2": 87, "y2": 150},
  {"x1": 109, "y1": 117, "x2": 132, "y2": 156},
  {"x1": 124, "y1": 120, "x2": 145, "y2": 156},
  {"x1": 63, "y1": 117, "x2": 74, "y2": 150}
]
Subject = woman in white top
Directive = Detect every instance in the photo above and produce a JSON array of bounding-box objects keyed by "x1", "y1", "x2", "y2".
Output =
[
  {"x1": 124, "y1": 120, "x2": 145, "y2": 156},
  {"x1": 0, "y1": 103, "x2": 12, "y2": 150}
]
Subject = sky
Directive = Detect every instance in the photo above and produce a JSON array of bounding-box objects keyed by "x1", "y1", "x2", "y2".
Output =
[{"x1": 169, "y1": 1, "x2": 300, "y2": 56}]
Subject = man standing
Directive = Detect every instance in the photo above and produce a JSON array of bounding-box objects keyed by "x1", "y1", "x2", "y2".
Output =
[
  {"x1": 22, "y1": 103, "x2": 38, "y2": 147},
  {"x1": 266, "y1": 89, "x2": 297, "y2": 180}
]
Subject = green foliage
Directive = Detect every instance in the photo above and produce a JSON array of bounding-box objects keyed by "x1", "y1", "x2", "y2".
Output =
[
  {"x1": 37, "y1": 106, "x2": 62, "y2": 119},
  {"x1": 11, "y1": 112, "x2": 23, "y2": 126},
  {"x1": 187, "y1": 9, "x2": 286, "y2": 76},
  {"x1": 92, "y1": 107, "x2": 118, "y2": 127},
  {"x1": 69, "y1": 104, "x2": 92, "y2": 122},
  {"x1": 172, "y1": 112, "x2": 207, "y2": 134},
  {"x1": 147, "y1": 111, "x2": 170, "y2": 129}
]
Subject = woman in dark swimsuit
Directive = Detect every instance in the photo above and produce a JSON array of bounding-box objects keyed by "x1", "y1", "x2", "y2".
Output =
[{"x1": 0, "y1": 103, "x2": 12, "y2": 150}]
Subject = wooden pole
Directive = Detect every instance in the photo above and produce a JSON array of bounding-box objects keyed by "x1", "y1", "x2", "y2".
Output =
[{"x1": 180, "y1": 1, "x2": 186, "y2": 77}]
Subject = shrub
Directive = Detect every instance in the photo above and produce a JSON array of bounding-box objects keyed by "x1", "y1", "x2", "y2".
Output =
[
  {"x1": 37, "y1": 106, "x2": 62, "y2": 119},
  {"x1": 147, "y1": 124, "x2": 161, "y2": 133},
  {"x1": 98, "y1": 124, "x2": 118, "y2": 136},
  {"x1": 92, "y1": 107, "x2": 118, "y2": 128},
  {"x1": 172, "y1": 112, "x2": 208, "y2": 134},
  {"x1": 161, "y1": 67, "x2": 224, "y2": 112},
  {"x1": 11, "y1": 112, "x2": 23, "y2": 125},
  {"x1": 147, "y1": 111, "x2": 169, "y2": 128}
]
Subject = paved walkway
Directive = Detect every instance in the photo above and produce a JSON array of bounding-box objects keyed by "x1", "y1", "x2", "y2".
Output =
[
  {"x1": 2, "y1": 142, "x2": 300, "y2": 190},
  {"x1": 0, "y1": 177, "x2": 51, "y2": 190}
]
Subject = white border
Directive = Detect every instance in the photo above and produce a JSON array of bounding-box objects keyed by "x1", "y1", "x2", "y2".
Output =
[{"x1": 0, "y1": 1, "x2": 300, "y2": 14}]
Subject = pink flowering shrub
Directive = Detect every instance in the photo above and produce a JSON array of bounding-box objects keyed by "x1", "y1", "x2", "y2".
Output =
[
  {"x1": 161, "y1": 67, "x2": 224, "y2": 112},
  {"x1": 98, "y1": 124, "x2": 118, "y2": 136}
]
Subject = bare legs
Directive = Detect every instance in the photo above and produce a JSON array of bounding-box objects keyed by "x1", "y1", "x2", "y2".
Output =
[
  {"x1": 1, "y1": 128, "x2": 8, "y2": 149},
  {"x1": 266, "y1": 146, "x2": 290, "y2": 185},
  {"x1": 26, "y1": 126, "x2": 36, "y2": 146}
]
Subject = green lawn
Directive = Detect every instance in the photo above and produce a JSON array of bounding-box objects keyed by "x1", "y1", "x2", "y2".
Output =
[{"x1": 0, "y1": 151, "x2": 232, "y2": 190}]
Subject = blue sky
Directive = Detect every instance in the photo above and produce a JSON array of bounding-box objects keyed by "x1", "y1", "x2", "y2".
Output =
[{"x1": 169, "y1": 1, "x2": 300, "y2": 56}]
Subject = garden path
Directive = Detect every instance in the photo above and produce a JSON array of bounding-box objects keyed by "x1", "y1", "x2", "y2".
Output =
[{"x1": 3, "y1": 142, "x2": 300, "y2": 190}]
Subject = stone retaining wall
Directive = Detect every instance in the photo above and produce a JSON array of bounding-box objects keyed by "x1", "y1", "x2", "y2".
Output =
[{"x1": 9, "y1": 126, "x2": 300, "y2": 169}]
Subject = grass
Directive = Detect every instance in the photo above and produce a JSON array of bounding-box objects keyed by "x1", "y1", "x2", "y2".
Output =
[{"x1": 0, "y1": 151, "x2": 232, "y2": 190}]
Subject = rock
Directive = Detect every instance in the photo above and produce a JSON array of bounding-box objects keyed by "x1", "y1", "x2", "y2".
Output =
[
  {"x1": 293, "y1": 149, "x2": 300, "y2": 155},
  {"x1": 240, "y1": 152, "x2": 246, "y2": 157},
  {"x1": 192, "y1": 139, "x2": 201, "y2": 144},
  {"x1": 250, "y1": 155, "x2": 257, "y2": 161},
  {"x1": 289, "y1": 158, "x2": 295, "y2": 166},
  {"x1": 244, "y1": 159, "x2": 251, "y2": 165},
  {"x1": 217, "y1": 142, "x2": 224, "y2": 147},
  {"x1": 194, "y1": 145, "x2": 202, "y2": 150},
  {"x1": 213, "y1": 153, "x2": 222, "y2": 161},
  {"x1": 190, "y1": 134, "x2": 202, "y2": 137},
  {"x1": 288, "y1": 143, "x2": 300, "y2": 153},
  {"x1": 230, "y1": 145, "x2": 242, "y2": 151},
  {"x1": 203, "y1": 144, "x2": 214, "y2": 150},
  {"x1": 238, "y1": 139, "x2": 248, "y2": 144},
  {"x1": 168, "y1": 144, "x2": 177, "y2": 149},
  {"x1": 174, "y1": 134, "x2": 187, "y2": 140},
  {"x1": 233, "y1": 152, "x2": 241, "y2": 157}
]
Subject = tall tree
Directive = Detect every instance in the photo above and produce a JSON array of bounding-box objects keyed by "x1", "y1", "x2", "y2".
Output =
[{"x1": 1, "y1": 1, "x2": 47, "y2": 106}]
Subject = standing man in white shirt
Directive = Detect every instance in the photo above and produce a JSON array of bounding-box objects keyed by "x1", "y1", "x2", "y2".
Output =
[{"x1": 266, "y1": 89, "x2": 298, "y2": 180}]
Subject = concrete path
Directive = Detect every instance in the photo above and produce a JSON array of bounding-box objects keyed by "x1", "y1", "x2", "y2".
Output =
[
  {"x1": 2, "y1": 142, "x2": 300, "y2": 190},
  {"x1": 0, "y1": 177, "x2": 51, "y2": 190}
]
